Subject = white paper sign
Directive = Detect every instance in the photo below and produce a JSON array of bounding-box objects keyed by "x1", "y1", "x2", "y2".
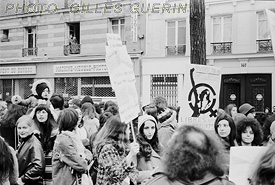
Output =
[
  {"x1": 105, "y1": 33, "x2": 140, "y2": 123},
  {"x1": 229, "y1": 146, "x2": 268, "y2": 185},
  {"x1": 178, "y1": 64, "x2": 221, "y2": 130}
]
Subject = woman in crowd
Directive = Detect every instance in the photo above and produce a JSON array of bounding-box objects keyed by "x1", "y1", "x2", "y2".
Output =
[
  {"x1": 214, "y1": 113, "x2": 237, "y2": 150},
  {"x1": 214, "y1": 113, "x2": 237, "y2": 175},
  {"x1": 0, "y1": 104, "x2": 27, "y2": 148},
  {"x1": 52, "y1": 108, "x2": 92, "y2": 185},
  {"x1": 136, "y1": 114, "x2": 162, "y2": 184},
  {"x1": 0, "y1": 136, "x2": 18, "y2": 185},
  {"x1": 32, "y1": 104, "x2": 58, "y2": 155},
  {"x1": 93, "y1": 115, "x2": 139, "y2": 185},
  {"x1": 250, "y1": 144, "x2": 275, "y2": 184},
  {"x1": 225, "y1": 104, "x2": 238, "y2": 118},
  {"x1": 236, "y1": 118, "x2": 263, "y2": 146},
  {"x1": 77, "y1": 102, "x2": 99, "y2": 148},
  {"x1": 16, "y1": 115, "x2": 45, "y2": 185}
]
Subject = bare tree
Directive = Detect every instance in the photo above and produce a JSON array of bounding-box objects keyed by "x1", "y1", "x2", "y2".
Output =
[{"x1": 190, "y1": 0, "x2": 206, "y2": 65}]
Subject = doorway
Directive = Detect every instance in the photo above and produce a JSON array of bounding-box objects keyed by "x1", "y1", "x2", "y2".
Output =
[{"x1": 220, "y1": 74, "x2": 272, "y2": 113}]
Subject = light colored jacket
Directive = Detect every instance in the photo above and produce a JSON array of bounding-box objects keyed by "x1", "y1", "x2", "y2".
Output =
[{"x1": 52, "y1": 131, "x2": 91, "y2": 185}]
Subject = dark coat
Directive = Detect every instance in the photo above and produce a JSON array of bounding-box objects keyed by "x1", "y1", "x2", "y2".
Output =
[{"x1": 17, "y1": 134, "x2": 45, "y2": 185}]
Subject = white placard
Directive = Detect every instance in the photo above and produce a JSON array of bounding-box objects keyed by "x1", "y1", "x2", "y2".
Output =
[
  {"x1": 105, "y1": 33, "x2": 140, "y2": 123},
  {"x1": 178, "y1": 64, "x2": 221, "y2": 130},
  {"x1": 229, "y1": 146, "x2": 268, "y2": 185}
]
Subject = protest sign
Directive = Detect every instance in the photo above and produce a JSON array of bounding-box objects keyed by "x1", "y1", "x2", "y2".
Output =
[
  {"x1": 178, "y1": 64, "x2": 221, "y2": 130},
  {"x1": 229, "y1": 146, "x2": 268, "y2": 185},
  {"x1": 105, "y1": 33, "x2": 140, "y2": 124}
]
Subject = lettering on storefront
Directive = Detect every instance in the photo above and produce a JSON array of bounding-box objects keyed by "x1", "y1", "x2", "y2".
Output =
[
  {"x1": 0, "y1": 66, "x2": 36, "y2": 75},
  {"x1": 53, "y1": 64, "x2": 108, "y2": 74}
]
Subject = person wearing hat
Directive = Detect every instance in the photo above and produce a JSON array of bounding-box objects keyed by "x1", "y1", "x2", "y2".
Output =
[
  {"x1": 239, "y1": 103, "x2": 256, "y2": 118},
  {"x1": 136, "y1": 114, "x2": 162, "y2": 184},
  {"x1": 11, "y1": 79, "x2": 53, "y2": 114}
]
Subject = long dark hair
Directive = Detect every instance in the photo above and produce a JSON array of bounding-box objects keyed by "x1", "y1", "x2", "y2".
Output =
[
  {"x1": 0, "y1": 137, "x2": 14, "y2": 184},
  {"x1": 33, "y1": 104, "x2": 56, "y2": 154},
  {"x1": 0, "y1": 104, "x2": 27, "y2": 127},
  {"x1": 93, "y1": 115, "x2": 129, "y2": 157},
  {"x1": 214, "y1": 113, "x2": 236, "y2": 148},
  {"x1": 138, "y1": 123, "x2": 161, "y2": 156},
  {"x1": 236, "y1": 118, "x2": 263, "y2": 146}
]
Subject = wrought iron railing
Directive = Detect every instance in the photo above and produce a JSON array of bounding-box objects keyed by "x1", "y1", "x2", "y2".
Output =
[
  {"x1": 166, "y1": 45, "x2": 186, "y2": 56},
  {"x1": 64, "y1": 44, "x2": 81, "y2": 56},
  {"x1": 211, "y1": 42, "x2": 232, "y2": 54},
  {"x1": 22, "y1": 47, "x2": 38, "y2": 57},
  {"x1": 257, "y1": 39, "x2": 273, "y2": 52}
]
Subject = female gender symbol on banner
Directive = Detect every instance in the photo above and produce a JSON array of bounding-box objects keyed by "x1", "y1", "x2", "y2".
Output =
[{"x1": 188, "y1": 68, "x2": 217, "y2": 118}]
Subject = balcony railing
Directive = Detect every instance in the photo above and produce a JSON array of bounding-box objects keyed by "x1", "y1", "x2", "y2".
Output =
[
  {"x1": 22, "y1": 47, "x2": 38, "y2": 57},
  {"x1": 257, "y1": 39, "x2": 273, "y2": 52},
  {"x1": 166, "y1": 45, "x2": 186, "y2": 56},
  {"x1": 211, "y1": 42, "x2": 232, "y2": 54},
  {"x1": 64, "y1": 44, "x2": 81, "y2": 55}
]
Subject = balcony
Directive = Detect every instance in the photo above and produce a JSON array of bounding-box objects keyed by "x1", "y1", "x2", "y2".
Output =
[
  {"x1": 166, "y1": 45, "x2": 186, "y2": 56},
  {"x1": 257, "y1": 39, "x2": 273, "y2": 53},
  {"x1": 64, "y1": 44, "x2": 81, "y2": 56},
  {"x1": 211, "y1": 42, "x2": 232, "y2": 54},
  {"x1": 22, "y1": 48, "x2": 38, "y2": 57}
]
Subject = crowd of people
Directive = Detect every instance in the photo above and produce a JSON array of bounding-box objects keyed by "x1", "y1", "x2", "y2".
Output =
[{"x1": 0, "y1": 79, "x2": 275, "y2": 185}]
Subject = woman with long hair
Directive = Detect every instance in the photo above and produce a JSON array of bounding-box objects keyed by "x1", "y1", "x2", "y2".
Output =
[
  {"x1": 214, "y1": 113, "x2": 237, "y2": 150},
  {"x1": 16, "y1": 115, "x2": 45, "y2": 185},
  {"x1": 136, "y1": 115, "x2": 162, "y2": 184},
  {"x1": 236, "y1": 118, "x2": 263, "y2": 146},
  {"x1": 214, "y1": 113, "x2": 237, "y2": 175},
  {"x1": 224, "y1": 104, "x2": 238, "y2": 118},
  {"x1": 52, "y1": 108, "x2": 92, "y2": 185},
  {"x1": 0, "y1": 104, "x2": 27, "y2": 148},
  {"x1": 32, "y1": 104, "x2": 58, "y2": 154},
  {"x1": 93, "y1": 115, "x2": 139, "y2": 185},
  {"x1": 0, "y1": 136, "x2": 18, "y2": 185},
  {"x1": 77, "y1": 103, "x2": 99, "y2": 147}
]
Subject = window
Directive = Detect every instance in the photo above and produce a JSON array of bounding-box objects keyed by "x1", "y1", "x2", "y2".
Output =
[
  {"x1": 1, "y1": 30, "x2": 9, "y2": 42},
  {"x1": 166, "y1": 20, "x2": 186, "y2": 55},
  {"x1": 64, "y1": 23, "x2": 80, "y2": 55},
  {"x1": 111, "y1": 18, "x2": 125, "y2": 42},
  {"x1": 213, "y1": 15, "x2": 232, "y2": 42},
  {"x1": 151, "y1": 74, "x2": 178, "y2": 107},
  {"x1": 257, "y1": 12, "x2": 270, "y2": 40},
  {"x1": 257, "y1": 11, "x2": 273, "y2": 52},
  {"x1": 23, "y1": 27, "x2": 37, "y2": 56},
  {"x1": 211, "y1": 15, "x2": 232, "y2": 54}
]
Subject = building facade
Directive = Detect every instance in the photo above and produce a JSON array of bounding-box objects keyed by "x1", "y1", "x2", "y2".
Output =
[
  {"x1": 0, "y1": 0, "x2": 145, "y2": 102},
  {"x1": 142, "y1": 0, "x2": 275, "y2": 112}
]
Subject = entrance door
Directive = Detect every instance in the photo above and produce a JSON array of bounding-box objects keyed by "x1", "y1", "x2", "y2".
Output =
[{"x1": 220, "y1": 74, "x2": 271, "y2": 112}]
